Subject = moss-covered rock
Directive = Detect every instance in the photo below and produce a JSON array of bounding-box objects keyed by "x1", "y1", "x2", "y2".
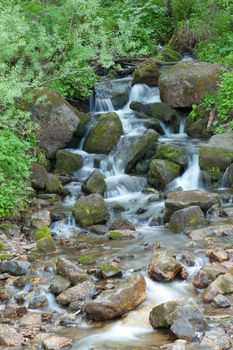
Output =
[
  {"x1": 132, "y1": 59, "x2": 160, "y2": 86},
  {"x1": 45, "y1": 174, "x2": 64, "y2": 194},
  {"x1": 73, "y1": 194, "x2": 109, "y2": 227},
  {"x1": 78, "y1": 255, "x2": 96, "y2": 265},
  {"x1": 0, "y1": 240, "x2": 6, "y2": 251},
  {"x1": 35, "y1": 236, "x2": 56, "y2": 253},
  {"x1": 148, "y1": 251, "x2": 182, "y2": 282},
  {"x1": 35, "y1": 226, "x2": 51, "y2": 240},
  {"x1": 75, "y1": 112, "x2": 90, "y2": 137},
  {"x1": 84, "y1": 112, "x2": 123, "y2": 154},
  {"x1": 82, "y1": 169, "x2": 106, "y2": 195},
  {"x1": 156, "y1": 47, "x2": 182, "y2": 62},
  {"x1": 159, "y1": 61, "x2": 221, "y2": 108},
  {"x1": 98, "y1": 264, "x2": 122, "y2": 279},
  {"x1": 130, "y1": 101, "x2": 177, "y2": 123},
  {"x1": 186, "y1": 105, "x2": 213, "y2": 138},
  {"x1": 125, "y1": 129, "x2": 159, "y2": 173},
  {"x1": 168, "y1": 206, "x2": 207, "y2": 233},
  {"x1": 56, "y1": 257, "x2": 87, "y2": 285},
  {"x1": 148, "y1": 159, "x2": 180, "y2": 189},
  {"x1": 55, "y1": 149, "x2": 83, "y2": 174},
  {"x1": 0, "y1": 254, "x2": 13, "y2": 261},
  {"x1": 31, "y1": 164, "x2": 48, "y2": 190},
  {"x1": 155, "y1": 143, "x2": 188, "y2": 167},
  {"x1": 107, "y1": 230, "x2": 139, "y2": 240}
]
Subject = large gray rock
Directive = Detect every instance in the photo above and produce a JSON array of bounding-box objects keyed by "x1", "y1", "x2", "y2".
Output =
[
  {"x1": 55, "y1": 149, "x2": 83, "y2": 174},
  {"x1": 168, "y1": 206, "x2": 207, "y2": 233},
  {"x1": 130, "y1": 101, "x2": 177, "y2": 123},
  {"x1": 94, "y1": 81, "x2": 129, "y2": 110},
  {"x1": 83, "y1": 273, "x2": 146, "y2": 320},
  {"x1": 193, "y1": 264, "x2": 226, "y2": 289},
  {"x1": 56, "y1": 281, "x2": 96, "y2": 307},
  {"x1": 132, "y1": 59, "x2": 159, "y2": 86},
  {"x1": 149, "y1": 298, "x2": 207, "y2": 340},
  {"x1": 203, "y1": 273, "x2": 233, "y2": 303},
  {"x1": 56, "y1": 257, "x2": 87, "y2": 285},
  {"x1": 148, "y1": 251, "x2": 182, "y2": 282},
  {"x1": 159, "y1": 61, "x2": 221, "y2": 108},
  {"x1": 50, "y1": 276, "x2": 71, "y2": 295},
  {"x1": 31, "y1": 164, "x2": 48, "y2": 190},
  {"x1": 189, "y1": 224, "x2": 233, "y2": 241},
  {"x1": 81, "y1": 169, "x2": 106, "y2": 195},
  {"x1": 84, "y1": 112, "x2": 123, "y2": 154},
  {"x1": 42, "y1": 335, "x2": 73, "y2": 349},
  {"x1": 0, "y1": 260, "x2": 30, "y2": 276},
  {"x1": 148, "y1": 159, "x2": 180, "y2": 189},
  {"x1": 109, "y1": 217, "x2": 135, "y2": 231},
  {"x1": 27, "y1": 88, "x2": 80, "y2": 158},
  {"x1": 73, "y1": 194, "x2": 109, "y2": 227}
]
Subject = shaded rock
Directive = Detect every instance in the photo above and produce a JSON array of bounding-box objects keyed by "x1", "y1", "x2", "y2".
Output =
[
  {"x1": 0, "y1": 223, "x2": 20, "y2": 237},
  {"x1": 213, "y1": 294, "x2": 230, "y2": 308},
  {"x1": 203, "y1": 273, "x2": 233, "y2": 302},
  {"x1": 83, "y1": 273, "x2": 146, "y2": 320},
  {"x1": 0, "y1": 324, "x2": 24, "y2": 347},
  {"x1": 186, "y1": 104, "x2": 213, "y2": 139},
  {"x1": 132, "y1": 59, "x2": 159, "y2": 86},
  {"x1": 148, "y1": 159, "x2": 180, "y2": 189},
  {"x1": 190, "y1": 224, "x2": 233, "y2": 241},
  {"x1": 155, "y1": 143, "x2": 188, "y2": 167},
  {"x1": 27, "y1": 88, "x2": 80, "y2": 158},
  {"x1": 148, "y1": 251, "x2": 182, "y2": 282},
  {"x1": 56, "y1": 257, "x2": 87, "y2": 285},
  {"x1": 42, "y1": 335, "x2": 73, "y2": 350},
  {"x1": 107, "y1": 230, "x2": 139, "y2": 240},
  {"x1": 97, "y1": 264, "x2": 122, "y2": 279},
  {"x1": 45, "y1": 174, "x2": 64, "y2": 194},
  {"x1": 193, "y1": 264, "x2": 226, "y2": 289},
  {"x1": 84, "y1": 112, "x2": 123, "y2": 154},
  {"x1": 206, "y1": 248, "x2": 229, "y2": 263},
  {"x1": 50, "y1": 276, "x2": 71, "y2": 295},
  {"x1": 94, "y1": 80, "x2": 129, "y2": 110},
  {"x1": 31, "y1": 210, "x2": 51, "y2": 228},
  {"x1": 149, "y1": 298, "x2": 207, "y2": 340},
  {"x1": 56, "y1": 281, "x2": 96, "y2": 307},
  {"x1": 82, "y1": 169, "x2": 106, "y2": 195},
  {"x1": 159, "y1": 61, "x2": 221, "y2": 108},
  {"x1": 0, "y1": 260, "x2": 30, "y2": 276},
  {"x1": 130, "y1": 101, "x2": 177, "y2": 123},
  {"x1": 55, "y1": 149, "x2": 83, "y2": 174},
  {"x1": 168, "y1": 206, "x2": 207, "y2": 233},
  {"x1": 31, "y1": 164, "x2": 48, "y2": 190},
  {"x1": 73, "y1": 194, "x2": 109, "y2": 227},
  {"x1": 200, "y1": 328, "x2": 231, "y2": 350},
  {"x1": 109, "y1": 217, "x2": 135, "y2": 231},
  {"x1": 35, "y1": 236, "x2": 56, "y2": 253},
  {"x1": 125, "y1": 129, "x2": 159, "y2": 173}
]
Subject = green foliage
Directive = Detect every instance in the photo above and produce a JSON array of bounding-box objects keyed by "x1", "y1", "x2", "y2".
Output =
[
  {"x1": 35, "y1": 227, "x2": 52, "y2": 241},
  {"x1": 209, "y1": 167, "x2": 221, "y2": 180}
]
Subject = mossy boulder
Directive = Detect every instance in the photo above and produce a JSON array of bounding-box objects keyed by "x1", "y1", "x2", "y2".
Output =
[
  {"x1": 35, "y1": 236, "x2": 56, "y2": 253},
  {"x1": 148, "y1": 159, "x2": 180, "y2": 189},
  {"x1": 125, "y1": 129, "x2": 159, "y2": 173},
  {"x1": 159, "y1": 61, "x2": 221, "y2": 108},
  {"x1": 107, "y1": 230, "x2": 139, "y2": 240},
  {"x1": 130, "y1": 101, "x2": 177, "y2": 123},
  {"x1": 55, "y1": 149, "x2": 83, "y2": 174},
  {"x1": 73, "y1": 194, "x2": 109, "y2": 227},
  {"x1": 98, "y1": 264, "x2": 122, "y2": 279},
  {"x1": 82, "y1": 169, "x2": 106, "y2": 195},
  {"x1": 45, "y1": 174, "x2": 64, "y2": 194},
  {"x1": 168, "y1": 206, "x2": 207, "y2": 233},
  {"x1": 148, "y1": 251, "x2": 182, "y2": 282},
  {"x1": 26, "y1": 88, "x2": 81, "y2": 158},
  {"x1": 186, "y1": 105, "x2": 213, "y2": 138},
  {"x1": 156, "y1": 47, "x2": 182, "y2": 62},
  {"x1": 75, "y1": 112, "x2": 90, "y2": 137},
  {"x1": 84, "y1": 112, "x2": 123, "y2": 154},
  {"x1": 155, "y1": 143, "x2": 188, "y2": 167},
  {"x1": 35, "y1": 226, "x2": 51, "y2": 240},
  {"x1": 31, "y1": 164, "x2": 48, "y2": 190},
  {"x1": 132, "y1": 59, "x2": 160, "y2": 87}
]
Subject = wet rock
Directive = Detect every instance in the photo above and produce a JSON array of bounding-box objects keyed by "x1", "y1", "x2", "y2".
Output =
[
  {"x1": 0, "y1": 287, "x2": 10, "y2": 301},
  {"x1": 179, "y1": 267, "x2": 189, "y2": 280},
  {"x1": 148, "y1": 159, "x2": 180, "y2": 189},
  {"x1": 159, "y1": 61, "x2": 221, "y2": 108},
  {"x1": 45, "y1": 174, "x2": 64, "y2": 194},
  {"x1": 84, "y1": 112, "x2": 123, "y2": 154},
  {"x1": 97, "y1": 264, "x2": 122, "y2": 279},
  {"x1": 200, "y1": 327, "x2": 231, "y2": 350},
  {"x1": 13, "y1": 276, "x2": 28, "y2": 288},
  {"x1": 83, "y1": 273, "x2": 146, "y2": 320},
  {"x1": 190, "y1": 224, "x2": 233, "y2": 241},
  {"x1": 213, "y1": 294, "x2": 230, "y2": 308},
  {"x1": 109, "y1": 217, "x2": 135, "y2": 231},
  {"x1": 203, "y1": 273, "x2": 233, "y2": 302},
  {"x1": 55, "y1": 149, "x2": 83, "y2": 174},
  {"x1": 82, "y1": 169, "x2": 106, "y2": 195},
  {"x1": 148, "y1": 251, "x2": 182, "y2": 282},
  {"x1": 42, "y1": 335, "x2": 73, "y2": 350},
  {"x1": 56, "y1": 281, "x2": 96, "y2": 307},
  {"x1": 35, "y1": 236, "x2": 56, "y2": 253},
  {"x1": 31, "y1": 164, "x2": 48, "y2": 190},
  {"x1": 130, "y1": 101, "x2": 177, "y2": 123},
  {"x1": 73, "y1": 194, "x2": 109, "y2": 227},
  {"x1": 165, "y1": 190, "x2": 219, "y2": 220},
  {"x1": 56, "y1": 257, "x2": 87, "y2": 285},
  {"x1": 89, "y1": 225, "x2": 108, "y2": 235},
  {"x1": 0, "y1": 324, "x2": 24, "y2": 347},
  {"x1": 27, "y1": 88, "x2": 80, "y2": 159},
  {"x1": 125, "y1": 129, "x2": 159, "y2": 173},
  {"x1": 168, "y1": 206, "x2": 207, "y2": 233},
  {"x1": 50, "y1": 276, "x2": 71, "y2": 295},
  {"x1": 193, "y1": 264, "x2": 226, "y2": 289},
  {"x1": 0, "y1": 259, "x2": 30, "y2": 276},
  {"x1": 132, "y1": 59, "x2": 159, "y2": 86},
  {"x1": 180, "y1": 252, "x2": 195, "y2": 266},
  {"x1": 155, "y1": 143, "x2": 188, "y2": 167},
  {"x1": 158, "y1": 47, "x2": 182, "y2": 62},
  {"x1": 206, "y1": 248, "x2": 229, "y2": 263},
  {"x1": 149, "y1": 298, "x2": 207, "y2": 340},
  {"x1": 107, "y1": 230, "x2": 139, "y2": 240},
  {"x1": 94, "y1": 80, "x2": 129, "y2": 110},
  {"x1": 29, "y1": 292, "x2": 48, "y2": 309},
  {"x1": 31, "y1": 210, "x2": 51, "y2": 228}
]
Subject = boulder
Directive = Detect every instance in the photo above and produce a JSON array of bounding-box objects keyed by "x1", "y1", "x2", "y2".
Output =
[
  {"x1": 192, "y1": 264, "x2": 226, "y2": 289},
  {"x1": 94, "y1": 80, "x2": 129, "y2": 110},
  {"x1": 149, "y1": 298, "x2": 207, "y2": 340},
  {"x1": 83, "y1": 273, "x2": 146, "y2": 320},
  {"x1": 27, "y1": 88, "x2": 80, "y2": 158},
  {"x1": 189, "y1": 224, "x2": 233, "y2": 241},
  {"x1": 81, "y1": 169, "x2": 106, "y2": 195},
  {"x1": 0, "y1": 260, "x2": 30, "y2": 276},
  {"x1": 42, "y1": 335, "x2": 73, "y2": 350},
  {"x1": 148, "y1": 251, "x2": 182, "y2": 282},
  {"x1": 29, "y1": 292, "x2": 48, "y2": 309},
  {"x1": 168, "y1": 206, "x2": 207, "y2": 233},
  {"x1": 56, "y1": 257, "x2": 87, "y2": 285},
  {"x1": 109, "y1": 217, "x2": 135, "y2": 231},
  {"x1": 203, "y1": 273, "x2": 233, "y2": 302},
  {"x1": 0, "y1": 325, "x2": 24, "y2": 347},
  {"x1": 148, "y1": 159, "x2": 180, "y2": 189},
  {"x1": 206, "y1": 248, "x2": 229, "y2": 263},
  {"x1": 157, "y1": 47, "x2": 182, "y2": 62},
  {"x1": 73, "y1": 194, "x2": 109, "y2": 227},
  {"x1": 35, "y1": 236, "x2": 56, "y2": 253},
  {"x1": 132, "y1": 59, "x2": 159, "y2": 86},
  {"x1": 159, "y1": 61, "x2": 221, "y2": 108},
  {"x1": 186, "y1": 105, "x2": 213, "y2": 139},
  {"x1": 56, "y1": 281, "x2": 96, "y2": 307},
  {"x1": 155, "y1": 143, "x2": 188, "y2": 167},
  {"x1": 107, "y1": 230, "x2": 139, "y2": 240},
  {"x1": 45, "y1": 174, "x2": 64, "y2": 194},
  {"x1": 75, "y1": 112, "x2": 90, "y2": 137},
  {"x1": 84, "y1": 112, "x2": 123, "y2": 154},
  {"x1": 50, "y1": 276, "x2": 71, "y2": 295},
  {"x1": 55, "y1": 149, "x2": 83, "y2": 174},
  {"x1": 165, "y1": 190, "x2": 219, "y2": 219},
  {"x1": 125, "y1": 129, "x2": 159, "y2": 173},
  {"x1": 31, "y1": 164, "x2": 48, "y2": 190},
  {"x1": 97, "y1": 264, "x2": 122, "y2": 279},
  {"x1": 31, "y1": 210, "x2": 51, "y2": 228},
  {"x1": 130, "y1": 101, "x2": 177, "y2": 123}
]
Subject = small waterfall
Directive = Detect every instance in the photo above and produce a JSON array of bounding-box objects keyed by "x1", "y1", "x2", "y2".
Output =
[
  {"x1": 159, "y1": 121, "x2": 172, "y2": 136},
  {"x1": 221, "y1": 166, "x2": 231, "y2": 188},
  {"x1": 179, "y1": 117, "x2": 186, "y2": 134}
]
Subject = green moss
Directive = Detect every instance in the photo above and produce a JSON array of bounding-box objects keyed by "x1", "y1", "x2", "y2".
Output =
[
  {"x1": 0, "y1": 240, "x2": 6, "y2": 251},
  {"x1": 132, "y1": 59, "x2": 159, "y2": 86},
  {"x1": 35, "y1": 226, "x2": 51, "y2": 241},
  {"x1": 78, "y1": 255, "x2": 96, "y2": 265},
  {"x1": 107, "y1": 230, "x2": 123, "y2": 240},
  {"x1": 35, "y1": 236, "x2": 56, "y2": 253},
  {"x1": 99, "y1": 264, "x2": 121, "y2": 273},
  {"x1": 56, "y1": 149, "x2": 83, "y2": 174},
  {"x1": 0, "y1": 254, "x2": 13, "y2": 261},
  {"x1": 148, "y1": 159, "x2": 180, "y2": 189},
  {"x1": 75, "y1": 113, "x2": 90, "y2": 137},
  {"x1": 156, "y1": 47, "x2": 182, "y2": 62}
]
